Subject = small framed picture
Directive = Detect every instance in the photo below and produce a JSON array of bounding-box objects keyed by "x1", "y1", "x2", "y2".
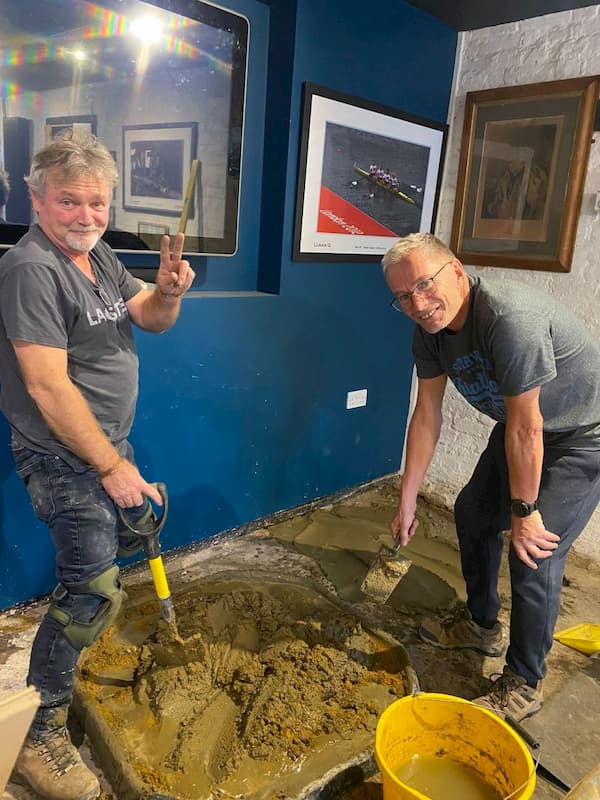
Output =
[
  {"x1": 45, "y1": 115, "x2": 97, "y2": 144},
  {"x1": 123, "y1": 122, "x2": 198, "y2": 217}
]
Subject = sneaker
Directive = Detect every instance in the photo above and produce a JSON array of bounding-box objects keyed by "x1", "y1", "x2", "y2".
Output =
[
  {"x1": 13, "y1": 708, "x2": 100, "y2": 800},
  {"x1": 473, "y1": 666, "x2": 543, "y2": 722},
  {"x1": 418, "y1": 605, "x2": 504, "y2": 656}
]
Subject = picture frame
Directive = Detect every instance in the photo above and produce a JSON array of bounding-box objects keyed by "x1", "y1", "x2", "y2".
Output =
[
  {"x1": 122, "y1": 122, "x2": 198, "y2": 217},
  {"x1": 292, "y1": 83, "x2": 447, "y2": 262},
  {"x1": 449, "y1": 77, "x2": 599, "y2": 273},
  {"x1": 45, "y1": 114, "x2": 97, "y2": 144}
]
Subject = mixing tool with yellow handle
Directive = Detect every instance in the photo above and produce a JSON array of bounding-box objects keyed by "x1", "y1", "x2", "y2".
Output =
[{"x1": 118, "y1": 482, "x2": 177, "y2": 631}]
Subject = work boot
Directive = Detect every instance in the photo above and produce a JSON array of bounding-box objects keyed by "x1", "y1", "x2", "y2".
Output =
[
  {"x1": 13, "y1": 706, "x2": 100, "y2": 800},
  {"x1": 418, "y1": 604, "x2": 504, "y2": 656},
  {"x1": 473, "y1": 666, "x2": 543, "y2": 722}
]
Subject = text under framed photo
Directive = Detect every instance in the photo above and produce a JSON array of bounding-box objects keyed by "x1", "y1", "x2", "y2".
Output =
[{"x1": 292, "y1": 83, "x2": 447, "y2": 262}]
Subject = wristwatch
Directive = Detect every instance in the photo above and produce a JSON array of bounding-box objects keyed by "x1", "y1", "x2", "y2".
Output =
[{"x1": 511, "y1": 498, "x2": 539, "y2": 518}]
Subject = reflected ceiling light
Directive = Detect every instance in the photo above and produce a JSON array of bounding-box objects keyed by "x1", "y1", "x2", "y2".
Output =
[
  {"x1": 72, "y1": 49, "x2": 86, "y2": 62},
  {"x1": 130, "y1": 16, "x2": 163, "y2": 44}
]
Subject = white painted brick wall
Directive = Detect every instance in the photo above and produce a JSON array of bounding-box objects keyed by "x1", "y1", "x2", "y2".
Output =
[{"x1": 425, "y1": 6, "x2": 600, "y2": 561}]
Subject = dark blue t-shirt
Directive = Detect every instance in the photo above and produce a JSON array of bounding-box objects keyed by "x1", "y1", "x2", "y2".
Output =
[{"x1": 412, "y1": 275, "x2": 600, "y2": 446}]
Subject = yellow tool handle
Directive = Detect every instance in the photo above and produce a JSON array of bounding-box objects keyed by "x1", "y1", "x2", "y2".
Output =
[
  {"x1": 148, "y1": 555, "x2": 171, "y2": 600},
  {"x1": 178, "y1": 159, "x2": 199, "y2": 234}
]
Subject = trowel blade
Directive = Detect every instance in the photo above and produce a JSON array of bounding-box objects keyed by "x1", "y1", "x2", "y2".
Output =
[{"x1": 360, "y1": 542, "x2": 412, "y2": 603}]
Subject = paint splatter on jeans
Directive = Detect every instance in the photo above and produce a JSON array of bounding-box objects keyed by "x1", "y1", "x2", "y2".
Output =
[{"x1": 12, "y1": 441, "x2": 147, "y2": 717}]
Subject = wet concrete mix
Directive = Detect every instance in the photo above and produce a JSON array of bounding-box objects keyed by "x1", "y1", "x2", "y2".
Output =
[{"x1": 76, "y1": 577, "x2": 411, "y2": 800}]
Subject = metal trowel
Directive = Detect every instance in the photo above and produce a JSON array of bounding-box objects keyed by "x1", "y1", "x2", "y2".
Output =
[{"x1": 360, "y1": 538, "x2": 412, "y2": 603}]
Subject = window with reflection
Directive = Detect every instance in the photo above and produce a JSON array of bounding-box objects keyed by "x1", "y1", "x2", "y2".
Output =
[{"x1": 0, "y1": 0, "x2": 248, "y2": 255}]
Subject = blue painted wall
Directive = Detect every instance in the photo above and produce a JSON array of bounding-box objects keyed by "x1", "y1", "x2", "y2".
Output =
[{"x1": 0, "y1": 0, "x2": 457, "y2": 608}]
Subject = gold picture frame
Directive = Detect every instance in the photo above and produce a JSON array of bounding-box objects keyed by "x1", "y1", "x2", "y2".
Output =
[{"x1": 450, "y1": 77, "x2": 599, "y2": 272}]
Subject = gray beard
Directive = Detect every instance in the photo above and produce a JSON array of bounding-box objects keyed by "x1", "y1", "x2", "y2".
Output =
[{"x1": 65, "y1": 230, "x2": 100, "y2": 252}]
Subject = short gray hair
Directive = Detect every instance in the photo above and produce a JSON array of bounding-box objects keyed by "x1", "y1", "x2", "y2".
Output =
[
  {"x1": 26, "y1": 132, "x2": 119, "y2": 198},
  {"x1": 381, "y1": 232, "x2": 455, "y2": 273}
]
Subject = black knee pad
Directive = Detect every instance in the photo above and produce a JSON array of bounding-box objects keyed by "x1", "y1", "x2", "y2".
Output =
[{"x1": 47, "y1": 565, "x2": 123, "y2": 649}]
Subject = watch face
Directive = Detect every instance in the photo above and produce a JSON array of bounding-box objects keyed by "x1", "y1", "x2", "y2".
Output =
[
  {"x1": 515, "y1": 501, "x2": 527, "y2": 517},
  {"x1": 511, "y1": 499, "x2": 535, "y2": 517}
]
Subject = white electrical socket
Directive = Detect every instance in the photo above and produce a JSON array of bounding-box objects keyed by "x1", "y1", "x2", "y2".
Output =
[{"x1": 346, "y1": 389, "x2": 368, "y2": 409}]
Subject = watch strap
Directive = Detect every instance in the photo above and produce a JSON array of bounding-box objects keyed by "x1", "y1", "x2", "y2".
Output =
[{"x1": 511, "y1": 498, "x2": 539, "y2": 517}]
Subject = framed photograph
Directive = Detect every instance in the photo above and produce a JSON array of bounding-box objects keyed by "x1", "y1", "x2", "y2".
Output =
[
  {"x1": 45, "y1": 114, "x2": 97, "y2": 144},
  {"x1": 292, "y1": 83, "x2": 447, "y2": 262},
  {"x1": 449, "y1": 77, "x2": 599, "y2": 272},
  {"x1": 122, "y1": 122, "x2": 198, "y2": 217}
]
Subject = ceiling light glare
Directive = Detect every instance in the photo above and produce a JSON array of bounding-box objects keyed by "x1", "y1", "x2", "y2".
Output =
[{"x1": 130, "y1": 16, "x2": 163, "y2": 44}]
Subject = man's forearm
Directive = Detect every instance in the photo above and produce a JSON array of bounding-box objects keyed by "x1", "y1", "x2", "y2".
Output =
[
  {"x1": 138, "y1": 288, "x2": 182, "y2": 332},
  {"x1": 27, "y1": 376, "x2": 120, "y2": 473},
  {"x1": 505, "y1": 417, "x2": 544, "y2": 502},
  {"x1": 401, "y1": 409, "x2": 441, "y2": 503}
]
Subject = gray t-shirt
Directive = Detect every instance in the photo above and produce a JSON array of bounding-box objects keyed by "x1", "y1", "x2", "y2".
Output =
[
  {"x1": 413, "y1": 275, "x2": 600, "y2": 446},
  {"x1": 0, "y1": 224, "x2": 143, "y2": 468}
]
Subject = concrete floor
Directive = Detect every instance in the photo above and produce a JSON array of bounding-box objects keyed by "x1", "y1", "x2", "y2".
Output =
[{"x1": 0, "y1": 480, "x2": 599, "y2": 799}]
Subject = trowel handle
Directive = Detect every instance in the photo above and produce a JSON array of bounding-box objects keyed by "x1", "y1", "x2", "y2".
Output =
[{"x1": 401, "y1": 517, "x2": 419, "y2": 547}]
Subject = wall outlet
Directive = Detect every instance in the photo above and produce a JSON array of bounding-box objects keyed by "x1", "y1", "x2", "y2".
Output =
[
  {"x1": 346, "y1": 388, "x2": 368, "y2": 409},
  {"x1": 595, "y1": 191, "x2": 600, "y2": 213}
]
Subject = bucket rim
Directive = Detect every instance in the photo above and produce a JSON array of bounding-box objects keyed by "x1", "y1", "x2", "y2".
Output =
[{"x1": 375, "y1": 692, "x2": 536, "y2": 799}]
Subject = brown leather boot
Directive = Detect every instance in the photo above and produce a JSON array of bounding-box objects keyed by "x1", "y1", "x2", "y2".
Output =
[{"x1": 13, "y1": 706, "x2": 100, "y2": 800}]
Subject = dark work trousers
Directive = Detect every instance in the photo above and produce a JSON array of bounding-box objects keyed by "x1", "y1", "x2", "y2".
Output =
[
  {"x1": 12, "y1": 440, "x2": 148, "y2": 734},
  {"x1": 454, "y1": 423, "x2": 600, "y2": 686}
]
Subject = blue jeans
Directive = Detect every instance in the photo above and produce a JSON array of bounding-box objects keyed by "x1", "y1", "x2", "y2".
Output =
[
  {"x1": 455, "y1": 423, "x2": 600, "y2": 685},
  {"x1": 12, "y1": 441, "x2": 146, "y2": 725}
]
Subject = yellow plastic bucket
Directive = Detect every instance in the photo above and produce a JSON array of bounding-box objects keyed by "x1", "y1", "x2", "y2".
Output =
[{"x1": 375, "y1": 693, "x2": 536, "y2": 800}]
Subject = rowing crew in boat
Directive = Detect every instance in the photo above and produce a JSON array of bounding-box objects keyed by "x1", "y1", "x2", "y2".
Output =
[{"x1": 368, "y1": 163, "x2": 399, "y2": 190}]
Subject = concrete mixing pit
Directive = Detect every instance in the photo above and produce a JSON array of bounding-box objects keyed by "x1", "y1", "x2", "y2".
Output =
[{"x1": 74, "y1": 573, "x2": 417, "y2": 800}]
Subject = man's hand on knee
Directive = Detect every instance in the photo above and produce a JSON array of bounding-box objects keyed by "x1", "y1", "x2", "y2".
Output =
[{"x1": 511, "y1": 511, "x2": 560, "y2": 568}]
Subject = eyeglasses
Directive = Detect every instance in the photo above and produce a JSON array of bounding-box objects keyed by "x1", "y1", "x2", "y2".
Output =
[{"x1": 390, "y1": 260, "x2": 452, "y2": 312}]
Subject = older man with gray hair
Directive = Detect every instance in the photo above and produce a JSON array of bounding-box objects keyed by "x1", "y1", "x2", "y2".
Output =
[
  {"x1": 0, "y1": 133, "x2": 195, "y2": 800},
  {"x1": 383, "y1": 232, "x2": 600, "y2": 722}
]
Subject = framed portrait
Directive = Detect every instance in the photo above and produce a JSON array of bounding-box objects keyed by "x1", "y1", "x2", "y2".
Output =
[
  {"x1": 292, "y1": 83, "x2": 447, "y2": 262},
  {"x1": 45, "y1": 115, "x2": 97, "y2": 144},
  {"x1": 122, "y1": 122, "x2": 198, "y2": 217},
  {"x1": 449, "y1": 77, "x2": 599, "y2": 272}
]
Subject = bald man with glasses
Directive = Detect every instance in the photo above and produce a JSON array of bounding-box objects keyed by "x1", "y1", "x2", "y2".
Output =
[{"x1": 383, "y1": 232, "x2": 600, "y2": 723}]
